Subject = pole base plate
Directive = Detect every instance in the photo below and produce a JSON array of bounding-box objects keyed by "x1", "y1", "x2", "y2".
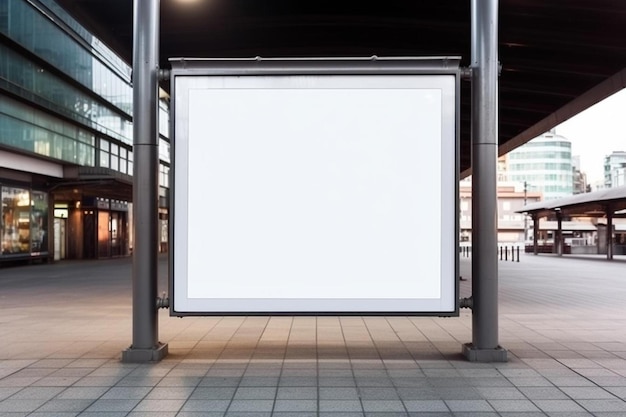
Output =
[
  {"x1": 122, "y1": 342, "x2": 168, "y2": 363},
  {"x1": 462, "y1": 343, "x2": 507, "y2": 362}
]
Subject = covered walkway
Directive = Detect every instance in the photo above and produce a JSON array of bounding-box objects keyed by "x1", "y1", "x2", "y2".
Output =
[
  {"x1": 519, "y1": 186, "x2": 626, "y2": 259},
  {"x1": 1, "y1": 254, "x2": 626, "y2": 415}
]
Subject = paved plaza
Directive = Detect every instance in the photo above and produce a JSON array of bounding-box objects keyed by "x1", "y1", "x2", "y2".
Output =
[{"x1": 1, "y1": 253, "x2": 626, "y2": 416}]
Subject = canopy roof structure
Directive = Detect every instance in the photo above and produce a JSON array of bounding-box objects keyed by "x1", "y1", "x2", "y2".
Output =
[
  {"x1": 55, "y1": 0, "x2": 626, "y2": 174},
  {"x1": 519, "y1": 186, "x2": 626, "y2": 217}
]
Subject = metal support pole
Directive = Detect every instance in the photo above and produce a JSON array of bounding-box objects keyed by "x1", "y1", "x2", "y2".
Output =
[
  {"x1": 463, "y1": 0, "x2": 507, "y2": 362},
  {"x1": 122, "y1": 0, "x2": 168, "y2": 363},
  {"x1": 532, "y1": 213, "x2": 539, "y2": 255},
  {"x1": 556, "y1": 211, "x2": 563, "y2": 256},
  {"x1": 605, "y1": 206, "x2": 613, "y2": 261}
]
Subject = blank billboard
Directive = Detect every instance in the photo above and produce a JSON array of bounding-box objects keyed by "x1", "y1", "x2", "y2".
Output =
[{"x1": 171, "y1": 61, "x2": 458, "y2": 315}]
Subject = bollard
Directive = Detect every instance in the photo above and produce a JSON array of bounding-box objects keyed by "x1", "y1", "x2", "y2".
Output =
[
  {"x1": 516, "y1": 246, "x2": 520, "y2": 262},
  {"x1": 505, "y1": 246, "x2": 508, "y2": 261}
]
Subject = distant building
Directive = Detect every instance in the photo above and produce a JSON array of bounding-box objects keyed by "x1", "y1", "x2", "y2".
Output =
[
  {"x1": 506, "y1": 130, "x2": 573, "y2": 200},
  {"x1": 604, "y1": 151, "x2": 626, "y2": 188},
  {"x1": 614, "y1": 167, "x2": 626, "y2": 187},
  {"x1": 459, "y1": 181, "x2": 542, "y2": 243},
  {"x1": 572, "y1": 155, "x2": 589, "y2": 194}
]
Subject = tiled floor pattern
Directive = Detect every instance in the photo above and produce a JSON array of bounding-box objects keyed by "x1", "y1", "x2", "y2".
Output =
[{"x1": 1, "y1": 254, "x2": 626, "y2": 416}]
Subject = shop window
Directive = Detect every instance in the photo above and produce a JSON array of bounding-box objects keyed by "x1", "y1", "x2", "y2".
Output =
[
  {"x1": 2, "y1": 186, "x2": 31, "y2": 254},
  {"x1": 31, "y1": 191, "x2": 48, "y2": 253}
]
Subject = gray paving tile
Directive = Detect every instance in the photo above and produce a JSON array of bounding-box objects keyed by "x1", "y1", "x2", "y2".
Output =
[
  {"x1": 0, "y1": 388, "x2": 21, "y2": 401},
  {"x1": 544, "y1": 376, "x2": 596, "y2": 387},
  {"x1": 361, "y1": 400, "x2": 406, "y2": 412},
  {"x1": 198, "y1": 377, "x2": 241, "y2": 387},
  {"x1": 451, "y1": 413, "x2": 499, "y2": 417},
  {"x1": 233, "y1": 387, "x2": 276, "y2": 399},
  {"x1": 0, "y1": 398, "x2": 48, "y2": 413},
  {"x1": 318, "y1": 413, "x2": 365, "y2": 417},
  {"x1": 114, "y1": 377, "x2": 162, "y2": 387},
  {"x1": 507, "y1": 377, "x2": 554, "y2": 387},
  {"x1": 319, "y1": 387, "x2": 360, "y2": 400},
  {"x1": 126, "y1": 412, "x2": 178, "y2": 417},
  {"x1": 31, "y1": 376, "x2": 82, "y2": 387},
  {"x1": 319, "y1": 400, "x2": 364, "y2": 412},
  {"x1": 180, "y1": 399, "x2": 230, "y2": 412},
  {"x1": 271, "y1": 413, "x2": 317, "y2": 417},
  {"x1": 533, "y1": 399, "x2": 587, "y2": 412},
  {"x1": 0, "y1": 377, "x2": 43, "y2": 387},
  {"x1": 7, "y1": 387, "x2": 64, "y2": 400},
  {"x1": 177, "y1": 413, "x2": 224, "y2": 417},
  {"x1": 73, "y1": 376, "x2": 126, "y2": 387},
  {"x1": 144, "y1": 386, "x2": 194, "y2": 400},
  {"x1": 227, "y1": 400, "x2": 274, "y2": 412},
  {"x1": 82, "y1": 399, "x2": 140, "y2": 412},
  {"x1": 488, "y1": 400, "x2": 542, "y2": 413},
  {"x1": 28, "y1": 413, "x2": 78, "y2": 417},
  {"x1": 356, "y1": 378, "x2": 396, "y2": 388},
  {"x1": 131, "y1": 399, "x2": 186, "y2": 412},
  {"x1": 605, "y1": 386, "x2": 626, "y2": 398},
  {"x1": 389, "y1": 377, "x2": 429, "y2": 388},
  {"x1": 358, "y1": 387, "x2": 400, "y2": 400},
  {"x1": 238, "y1": 377, "x2": 278, "y2": 387},
  {"x1": 224, "y1": 413, "x2": 271, "y2": 417},
  {"x1": 517, "y1": 387, "x2": 568, "y2": 400},
  {"x1": 189, "y1": 387, "x2": 236, "y2": 400},
  {"x1": 35, "y1": 399, "x2": 93, "y2": 413},
  {"x1": 273, "y1": 399, "x2": 317, "y2": 412},
  {"x1": 276, "y1": 386, "x2": 317, "y2": 400},
  {"x1": 100, "y1": 386, "x2": 152, "y2": 400},
  {"x1": 476, "y1": 387, "x2": 526, "y2": 400},
  {"x1": 559, "y1": 386, "x2": 617, "y2": 399},
  {"x1": 279, "y1": 376, "x2": 317, "y2": 386},
  {"x1": 435, "y1": 387, "x2": 484, "y2": 400},
  {"x1": 577, "y1": 399, "x2": 626, "y2": 412},
  {"x1": 445, "y1": 400, "x2": 494, "y2": 412},
  {"x1": 403, "y1": 400, "x2": 448, "y2": 412},
  {"x1": 319, "y1": 377, "x2": 357, "y2": 386},
  {"x1": 397, "y1": 386, "x2": 438, "y2": 398}
]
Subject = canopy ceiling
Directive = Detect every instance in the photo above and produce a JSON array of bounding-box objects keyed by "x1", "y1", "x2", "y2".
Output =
[{"x1": 55, "y1": 0, "x2": 626, "y2": 174}]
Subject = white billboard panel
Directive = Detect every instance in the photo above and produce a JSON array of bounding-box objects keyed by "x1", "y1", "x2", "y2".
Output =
[{"x1": 171, "y1": 61, "x2": 458, "y2": 315}]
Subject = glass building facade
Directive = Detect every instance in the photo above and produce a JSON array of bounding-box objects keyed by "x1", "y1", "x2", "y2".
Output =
[
  {"x1": 0, "y1": 0, "x2": 170, "y2": 262},
  {"x1": 507, "y1": 130, "x2": 573, "y2": 200}
]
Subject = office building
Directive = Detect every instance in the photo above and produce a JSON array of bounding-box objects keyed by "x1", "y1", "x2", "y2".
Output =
[
  {"x1": 0, "y1": 0, "x2": 170, "y2": 263},
  {"x1": 604, "y1": 151, "x2": 626, "y2": 188},
  {"x1": 506, "y1": 129, "x2": 573, "y2": 200}
]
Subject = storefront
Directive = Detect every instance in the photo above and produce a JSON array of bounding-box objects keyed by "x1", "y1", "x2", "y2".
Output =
[{"x1": 1, "y1": 185, "x2": 49, "y2": 262}]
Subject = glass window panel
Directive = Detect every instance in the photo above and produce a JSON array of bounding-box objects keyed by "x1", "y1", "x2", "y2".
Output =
[
  {"x1": 31, "y1": 191, "x2": 48, "y2": 253},
  {"x1": 2, "y1": 186, "x2": 31, "y2": 255},
  {"x1": 111, "y1": 154, "x2": 119, "y2": 171},
  {"x1": 100, "y1": 150, "x2": 109, "y2": 168}
]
